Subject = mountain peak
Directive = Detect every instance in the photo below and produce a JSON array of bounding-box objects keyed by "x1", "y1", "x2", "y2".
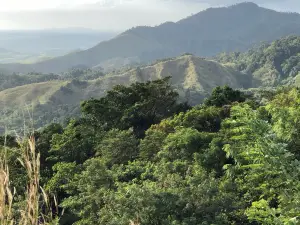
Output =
[
  {"x1": 229, "y1": 2, "x2": 259, "y2": 9},
  {"x1": 228, "y1": 2, "x2": 260, "y2": 11}
]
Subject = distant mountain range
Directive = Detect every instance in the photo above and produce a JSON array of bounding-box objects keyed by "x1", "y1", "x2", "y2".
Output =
[{"x1": 1, "y1": 2, "x2": 300, "y2": 73}]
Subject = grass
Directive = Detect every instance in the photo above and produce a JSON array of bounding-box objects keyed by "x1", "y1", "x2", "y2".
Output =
[
  {"x1": 0, "y1": 139, "x2": 14, "y2": 225},
  {"x1": 0, "y1": 134, "x2": 58, "y2": 224}
]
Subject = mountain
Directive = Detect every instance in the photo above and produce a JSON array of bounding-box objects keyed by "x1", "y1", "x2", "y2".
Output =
[
  {"x1": 0, "y1": 55, "x2": 249, "y2": 132},
  {"x1": 2, "y1": 2, "x2": 300, "y2": 73}
]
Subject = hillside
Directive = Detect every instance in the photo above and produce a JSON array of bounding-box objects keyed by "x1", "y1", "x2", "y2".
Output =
[
  {"x1": 2, "y1": 2, "x2": 300, "y2": 73},
  {"x1": 114, "y1": 55, "x2": 251, "y2": 103},
  {"x1": 0, "y1": 55, "x2": 249, "y2": 132},
  {"x1": 215, "y1": 35, "x2": 300, "y2": 86}
]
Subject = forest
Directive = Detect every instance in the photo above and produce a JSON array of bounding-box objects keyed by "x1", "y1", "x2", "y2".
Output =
[{"x1": 1, "y1": 77, "x2": 300, "y2": 225}]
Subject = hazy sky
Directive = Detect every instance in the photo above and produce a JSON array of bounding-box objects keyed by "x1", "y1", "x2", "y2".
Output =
[{"x1": 0, "y1": 0, "x2": 299, "y2": 31}]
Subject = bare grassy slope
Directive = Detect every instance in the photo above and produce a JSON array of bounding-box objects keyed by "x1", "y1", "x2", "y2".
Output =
[{"x1": 117, "y1": 55, "x2": 250, "y2": 98}]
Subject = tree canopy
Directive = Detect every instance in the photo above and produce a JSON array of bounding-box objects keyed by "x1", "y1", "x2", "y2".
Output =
[{"x1": 2, "y1": 78, "x2": 300, "y2": 225}]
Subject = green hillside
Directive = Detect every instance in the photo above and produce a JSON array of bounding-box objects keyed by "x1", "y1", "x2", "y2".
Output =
[
  {"x1": 2, "y1": 2, "x2": 300, "y2": 73},
  {"x1": 216, "y1": 35, "x2": 300, "y2": 86}
]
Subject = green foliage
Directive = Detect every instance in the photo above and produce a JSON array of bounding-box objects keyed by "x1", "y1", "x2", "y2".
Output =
[
  {"x1": 46, "y1": 162, "x2": 78, "y2": 194},
  {"x1": 216, "y1": 36, "x2": 300, "y2": 86},
  {"x1": 61, "y1": 158, "x2": 113, "y2": 225},
  {"x1": 96, "y1": 129, "x2": 139, "y2": 166},
  {"x1": 159, "y1": 127, "x2": 214, "y2": 161},
  {"x1": 139, "y1": 126, "x2": 168, "y2": 161},
  {"x1": 198, "y1": 137, "x2": 228, "y2": 176},
  {"x1": 81, "y1": 77, "x2": 189, "y2": 137},
  {"x1": 49, "y1": 119, "x2": 97, "y2": 164},
  {"x1": 171, "y1": 106, "x2": 225, "y2": 132},
  {"x1": 204, "y1": 85, "x2": 246, "y2": 107},
  {"x1": 5, "y1": 79, "x2": 300, "y2": 224},
  {"x1": 35, "y1": 123, "x2": 63, "y2": 182},
  {"x1": 222, "y1": 101, "x2": 300, "y2": 224}
]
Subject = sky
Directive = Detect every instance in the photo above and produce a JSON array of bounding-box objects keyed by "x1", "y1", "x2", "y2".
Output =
[{"x1": 0, "y1": 0, "x2": 299, "y2": 31}]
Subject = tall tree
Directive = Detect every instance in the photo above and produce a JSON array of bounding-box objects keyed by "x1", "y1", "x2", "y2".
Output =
[{"x1": 81, "y1": 77, "x2": 189, "y2": 137}]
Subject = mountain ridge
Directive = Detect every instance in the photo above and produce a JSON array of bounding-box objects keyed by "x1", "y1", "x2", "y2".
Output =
[{"x1": 2, "y1": 2, "x2": 300, "y2": 73}]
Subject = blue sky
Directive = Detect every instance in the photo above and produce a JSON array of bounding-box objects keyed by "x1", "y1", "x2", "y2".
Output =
[{"x1": 0, "y1": 0, "x2": 298, "y2": 30}]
